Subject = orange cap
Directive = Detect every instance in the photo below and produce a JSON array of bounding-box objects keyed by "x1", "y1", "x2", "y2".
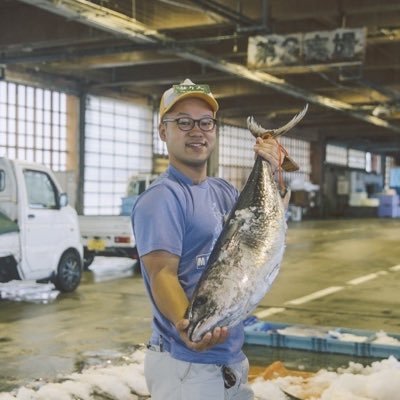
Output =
[{"x1": 159, "y1": 78, "x2": 219, "y2": 120}]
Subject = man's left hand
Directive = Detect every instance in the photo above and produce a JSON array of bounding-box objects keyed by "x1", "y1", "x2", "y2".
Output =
[{"x1": 253, "y1": 136, "x2": 281, "y2": 172}]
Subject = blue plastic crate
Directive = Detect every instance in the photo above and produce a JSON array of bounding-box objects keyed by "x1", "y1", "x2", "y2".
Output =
[
  {"x1": 378, "y1": 204, "x2": 399, "y2": 218},
  {"x1": 377, "y1": 195, "x2": 400, "y2": 218},
  {"x1": 369, "y1": 342, "x2": 400, "y2": 358},
  {"x1": 378, "y1": 195, "x2": 399, "y2": 207},
  {"x1": 120, "y1": 196, "x2": 139, "y2": 216},
  {"x1": 244, "y1": 320, "x2": 400, "y2": 358}
]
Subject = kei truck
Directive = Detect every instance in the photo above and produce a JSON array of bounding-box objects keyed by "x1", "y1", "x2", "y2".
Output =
[{"x1": 0, "y1": 157, "x2": 83, "y2": 292}]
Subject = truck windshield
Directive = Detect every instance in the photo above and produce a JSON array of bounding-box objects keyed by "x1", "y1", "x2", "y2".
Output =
[{"x1": 24, "y1": 170, "x2": 57, "y2": 209}]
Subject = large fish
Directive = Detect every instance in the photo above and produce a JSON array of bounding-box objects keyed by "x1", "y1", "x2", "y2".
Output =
[{"x1": 186, "y1": 105, "x2": 309, "y2": 342}]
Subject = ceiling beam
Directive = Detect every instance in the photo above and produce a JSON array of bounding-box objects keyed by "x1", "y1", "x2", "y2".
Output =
[
  {"x1": 187, "y1": 0, "x2": 256, "y2": 26},
  {"x1": 18, "y1": 0, "x2": 400, "y2": 134}
]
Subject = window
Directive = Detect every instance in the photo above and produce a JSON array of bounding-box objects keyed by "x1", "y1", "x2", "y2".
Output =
[
  {"x1": 348, "y1": 149, "x2": 366, "y2": 169},
  {"x1": 218, "y1": 123, "x2": 311, "y2": 190},
  {"x1": 24, "y1": 169, "x2": 57, "y2": 209},
  {"x1": 327, "y1": 144, "x2": 384, "y2": 175},
  {"x1": 0, "y1": 81, "x2": 67, "y2": 171},
  {"x1": 326, "y1": 144, "x2": 347, "y2": 165},
  {"x1": 84, "y1": 96, "x2": 153, "y2": 215},
  {"x1": 280, "y1": 136, "x2": 311, "y2": 187},
  {"x1": 153, "y1": 110, "x2": 168, "y2": 156},
  {"x1": 218, "y1": 124, "x2": 254, "y2": 189},
  {"x1": 385, "y1": 156, "x2": 396, "y2": 189}
]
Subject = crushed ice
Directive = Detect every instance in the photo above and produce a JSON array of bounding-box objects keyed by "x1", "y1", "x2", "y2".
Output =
[{"x1": 0, "y1": 348, "x2": 399, "y2": 400}]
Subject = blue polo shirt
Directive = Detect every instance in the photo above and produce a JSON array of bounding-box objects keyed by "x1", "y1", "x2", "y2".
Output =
[{"x1": 131, "y1": 165, "x2": 246, "y2": 364}]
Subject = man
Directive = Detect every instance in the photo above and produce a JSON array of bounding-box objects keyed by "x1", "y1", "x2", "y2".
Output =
[{"x1": 131, "y1": 79, "x2": 281, "y2": 399}]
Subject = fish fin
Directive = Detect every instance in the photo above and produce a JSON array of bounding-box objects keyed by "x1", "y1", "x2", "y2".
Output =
[{"x1": 281, "y1": 154, "x2": 300, "y2": 172}]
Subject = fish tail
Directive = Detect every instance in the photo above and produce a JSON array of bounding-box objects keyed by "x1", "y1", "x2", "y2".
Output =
[
  {"x1": 247, "y1": 104, "x2": 308, "y2": 174},
  {"x1": 246, "y1": 104, "x2": 308, "y2": 139}
]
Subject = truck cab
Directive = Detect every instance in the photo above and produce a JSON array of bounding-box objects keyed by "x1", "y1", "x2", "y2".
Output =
[{"x1": 0, "y1": 157, "x2": 83, "y2": 292}]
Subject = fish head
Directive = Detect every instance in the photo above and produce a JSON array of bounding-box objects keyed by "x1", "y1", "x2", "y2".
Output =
[{"x1": 186, "y1": 295, "x2": 220, "y2": 342}]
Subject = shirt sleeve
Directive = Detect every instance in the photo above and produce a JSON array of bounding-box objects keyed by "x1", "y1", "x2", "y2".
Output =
[{"x1": 131, "y1": 184, "x2": 186, "y2": 258}]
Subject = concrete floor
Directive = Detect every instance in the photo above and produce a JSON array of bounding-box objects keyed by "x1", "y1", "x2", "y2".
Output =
[{"x1": 1, "y1": 218, "x2": 399, "y2": 391}]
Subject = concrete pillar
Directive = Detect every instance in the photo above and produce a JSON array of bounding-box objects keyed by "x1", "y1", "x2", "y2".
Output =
[
  {"x1": 310, "y1": 139, "x2": 326, "y2": 218},
  {"x1": 65, "y1": 95, "x2": 80, "y2": 211}
]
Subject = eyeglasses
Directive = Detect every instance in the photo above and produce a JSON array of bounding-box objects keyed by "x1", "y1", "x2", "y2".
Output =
[{"x1": 162, "y1": 117, "x2": 217, "y2": 132}]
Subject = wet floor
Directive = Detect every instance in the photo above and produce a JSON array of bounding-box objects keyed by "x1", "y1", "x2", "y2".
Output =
[{"x1": 1, "y1": 218, "x2": 399, "y2": 391}]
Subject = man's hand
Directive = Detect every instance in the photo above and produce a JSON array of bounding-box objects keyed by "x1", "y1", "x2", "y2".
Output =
[
  {"x1": 253, "y1": 136, "x2": 281, "y2": 172},
  {"x1": 175, "y1": 319, "x2": 229, "y2": 352}
]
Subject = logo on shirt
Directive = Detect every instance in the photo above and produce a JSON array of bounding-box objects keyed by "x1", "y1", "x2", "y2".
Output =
[{"x1": 196, "y1": 253, "x2": 210, "y2": 269}]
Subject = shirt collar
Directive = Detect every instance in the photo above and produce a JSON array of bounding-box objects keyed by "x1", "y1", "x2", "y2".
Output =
[{"x1": 167, "y1": 164, "x2": 209, "y2": 188}]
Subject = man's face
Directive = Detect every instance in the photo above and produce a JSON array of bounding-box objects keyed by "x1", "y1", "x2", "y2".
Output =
[{"x1": 159, "y1": 97, "x2": 217, "y2": 169}]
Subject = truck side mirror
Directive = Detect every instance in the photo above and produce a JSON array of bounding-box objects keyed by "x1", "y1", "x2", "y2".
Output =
[{"x1": 59, "y1": 192, "x2": 69, "y2": 207}]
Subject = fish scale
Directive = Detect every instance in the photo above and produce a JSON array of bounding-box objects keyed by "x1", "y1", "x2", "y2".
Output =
[{"x1": 186, "y1": 105, "x2": 309, "y2": 342}]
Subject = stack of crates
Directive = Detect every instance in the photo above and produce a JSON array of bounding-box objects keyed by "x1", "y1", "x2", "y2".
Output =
[{"x1": 378, "y1": 194, "x2": 399, "y2": 218}]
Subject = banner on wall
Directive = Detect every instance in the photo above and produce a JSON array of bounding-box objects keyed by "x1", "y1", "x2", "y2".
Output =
[{"x1": 247, "y1": 28, "x2": 366, "y2": 68}]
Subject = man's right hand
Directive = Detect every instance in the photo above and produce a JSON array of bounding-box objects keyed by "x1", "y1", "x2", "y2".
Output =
[{"x1": 175, "y1": 319, "x2": 229, "y2": 352}]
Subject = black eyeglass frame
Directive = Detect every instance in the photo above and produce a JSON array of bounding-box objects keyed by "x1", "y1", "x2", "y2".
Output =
[{"x1": 162, "y1": 117, "x2": 217, "y2": 132}]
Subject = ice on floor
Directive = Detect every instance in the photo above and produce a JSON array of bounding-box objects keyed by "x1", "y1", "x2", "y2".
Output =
[
  {"x1": 89, "y1": 257, "x2": 137, "y2": 282},
  {"x1": 0, "y1": 257, "x2": 138, "y2": 303},
  {"x1": 253, "y1": 355, "x2": 400, "y2": 400},
  {"x1": 1, "y1": 349, "x2": 399, "y2": 400},
  {"x1": 0, "y1": 281, "x2": 59, "y2": 303}
]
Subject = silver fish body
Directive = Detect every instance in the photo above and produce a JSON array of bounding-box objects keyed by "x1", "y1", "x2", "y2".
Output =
[{"x1": 186, "y1": 105, "x2": 308, "y2": 342}]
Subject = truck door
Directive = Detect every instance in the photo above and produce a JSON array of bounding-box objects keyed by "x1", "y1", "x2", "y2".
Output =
[{"x1": 21, "y1": 169, "x2": 65, "y2": 277}]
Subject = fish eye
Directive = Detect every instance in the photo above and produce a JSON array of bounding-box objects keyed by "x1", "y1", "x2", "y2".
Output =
[{"x1": 193, "y1": 296, "x2": 207, "y2": 308}]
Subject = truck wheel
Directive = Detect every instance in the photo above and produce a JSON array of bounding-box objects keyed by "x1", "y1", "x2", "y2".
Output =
[
  {"x1": 54, "y1": 250, "x2": 82, "y2": 292},
  {"x1": 83, "y1": 250, "x2": 95, "y2": 270}
]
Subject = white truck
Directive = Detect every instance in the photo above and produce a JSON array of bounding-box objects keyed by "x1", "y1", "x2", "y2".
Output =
[
  {"x1": 79, "y1": 174, "x2": 158, "y2": 269},
  {"x1": 0, "y1": 158, "x2": 83, "y2": 292},
  {"x1": 79, "y1": 214, "x2": 135, "y2": 268}
]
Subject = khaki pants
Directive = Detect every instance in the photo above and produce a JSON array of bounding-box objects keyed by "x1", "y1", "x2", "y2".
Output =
[{"x1": 144, "y1": 348, "x2": 254, "y2": 400}]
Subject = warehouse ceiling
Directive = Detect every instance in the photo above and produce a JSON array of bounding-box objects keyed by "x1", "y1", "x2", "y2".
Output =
[{"x1": 1, "y1": 0, "x2": 400, "y2": 156}]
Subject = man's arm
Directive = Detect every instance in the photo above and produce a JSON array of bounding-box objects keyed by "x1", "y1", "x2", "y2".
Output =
[
  {"x1": 142, "y1": 250, "x2": 188, "y2": 324},
  {"x1": 142, "y1": 250, "x2": 228, "y2": 351}
]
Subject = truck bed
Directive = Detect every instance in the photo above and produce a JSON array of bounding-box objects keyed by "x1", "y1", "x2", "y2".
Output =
[{"x1": 79, "y1": 215, "x2": 135, "y2": 251}]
